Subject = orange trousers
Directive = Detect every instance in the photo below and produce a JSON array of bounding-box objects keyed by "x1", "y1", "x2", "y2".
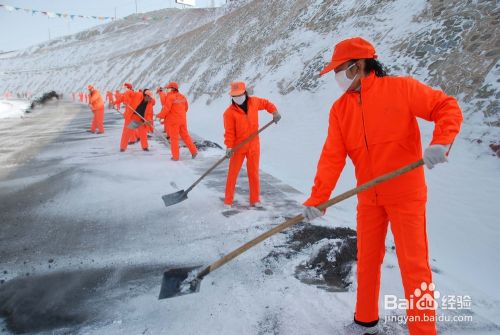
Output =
[
  {"x1": 224, "y1": 148, "x2": 260, "y2": 205},
  {"x1": 120, "y1": 118, "x2": 146, "y2": 150},
  {"x1": 355, "y1": 199, "x2": 436, "y2": 335},
  {"x1": 146, "y1": 118, "x2": 154, "y2": 134},
  {"x1": 163, "y1": 119, "x2": 169, "y2": 137},
  {"x1": 167, "y1": 122, "x2": 197, "y2": 160},
  {"x1": 90, "y1": 107, "x2": 105, "y2": 133}
]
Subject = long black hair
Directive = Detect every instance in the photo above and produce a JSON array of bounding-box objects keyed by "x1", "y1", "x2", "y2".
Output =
[{"x1": 364, "y1": 58, "x2": 388, "y2": 77}]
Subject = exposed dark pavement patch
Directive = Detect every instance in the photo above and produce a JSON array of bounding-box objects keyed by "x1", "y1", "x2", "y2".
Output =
[
  {"x1": 0, "y1": 264, "x2": 165, "y2": 334},
  {"x1": 263, "y1": 225, "x2": 357, "y2": 292}
]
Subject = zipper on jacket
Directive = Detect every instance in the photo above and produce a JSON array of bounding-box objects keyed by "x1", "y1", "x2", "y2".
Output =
[
  {"x1": 358, "y1": 91, "x2": 378, "y2": 202},
  {"x1": 358, "y1": 92, "x2": 369, "y2": 150}
]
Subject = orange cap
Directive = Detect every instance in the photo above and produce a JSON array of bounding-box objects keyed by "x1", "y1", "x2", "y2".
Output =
[
  {"x1": 166, "y1": 82, "x2": 179, "y2": 90},
  {"x1": 124, "y1": 82, "x2": 133, "y2": 90},
  {"x1": 87, "y1": 84, "x2": 94, "y2": 90},
  {"x1": 320, "y1": 37, "x2": 377, "y2": 76},
  {"x1": 229, "y1": 81, "x2": 246, "y2": 96},
  {"x1": 144, "y1": 90, "x2": 153, "y2": 98}
]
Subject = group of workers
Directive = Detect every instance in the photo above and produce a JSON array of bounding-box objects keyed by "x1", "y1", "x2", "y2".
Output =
[
  {"x1": 78, "y1": 37, "x2": 462, "y2": 335},
  {"x1": 82, "y1": 81, "x2": 200, "y2": 159}
]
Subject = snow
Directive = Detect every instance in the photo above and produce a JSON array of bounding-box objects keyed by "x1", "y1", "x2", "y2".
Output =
[
  {"x1": 1, "y1": 99, "x2": 498, "y2": 335},
  {"x1": 0, "y1": 99, "x2": 29, "y2": 119}
]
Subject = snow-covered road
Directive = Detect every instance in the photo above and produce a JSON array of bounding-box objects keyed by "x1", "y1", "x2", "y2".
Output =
[{"x1": 0, "y1": 102, "x2": 499, "y2": 334}]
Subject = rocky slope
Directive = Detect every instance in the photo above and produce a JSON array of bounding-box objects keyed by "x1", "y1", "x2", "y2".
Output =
[{"x1": 0, "y1": 0, "x2": 498, "y2": 143}]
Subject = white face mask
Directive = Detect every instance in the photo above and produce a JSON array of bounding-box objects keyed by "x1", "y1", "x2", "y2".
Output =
[
  {"x1": 232, "y1": 95, "x2": 246, "y2": 105},
  {"x1": 335, "y1": 63, "x2": 358, "y2": 92}
]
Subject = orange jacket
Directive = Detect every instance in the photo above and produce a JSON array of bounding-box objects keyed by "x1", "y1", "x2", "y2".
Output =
[
  {"x1": 157, "y1": 91, "x2": 169, "y2": 117},
  {"x1": 145, "y1": 97, "x2": 156, "y2": 121},
  {"x1": 121, "y1": 89, "x2": 140, "y2": 119},
  {"x1": 159, "y1": 91, "x2": 168, "y2": 105},
  {"x1": 304, "y1": 72, "x2": 462, "y2": 207},
  {"x1": 114, "y1": 91, "x2": 122, "y2": 103},
  {"x1": 89, "y1": 90, "x2": 104, "y2": 111},
  {"x1": 106, "y1": 91, "x2": 114, "y2": 102},
  {"x1": 223, "y1": 96, "x2": 277, "y2": 150},
  {"x1": 130, "y1": 92, "x2": 155, "y2": 122},
  {"x1": 157, "y1": 91, "x2": 188, "y2": 124}
]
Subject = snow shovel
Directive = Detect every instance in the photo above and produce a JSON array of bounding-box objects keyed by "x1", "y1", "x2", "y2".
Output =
[
  {"x1": 161, "y1": 119, "x2": 276, "y2": 208},
  {"x1": 159, "y1": 159, "x2": 425, "y2": 299},
  {"x1": 112, "y1": 107, "x2": 146, "y2": 130},
  {"x1": 127, "y1": 120, "x2": 141, "y2": 129}
]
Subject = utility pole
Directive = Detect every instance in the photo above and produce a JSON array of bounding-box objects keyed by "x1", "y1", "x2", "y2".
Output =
[
  {"x1": 114, "y1": 7, "x2": 117, "y2": 20},
  {"x1": 135, "y1": 0, "x2": 138, "y2": 13}
]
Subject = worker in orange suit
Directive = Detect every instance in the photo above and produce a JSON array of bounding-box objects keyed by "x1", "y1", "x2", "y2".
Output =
[
  {"x1": 87, "y1": 85, "x2": 105, "y2": 134},
  {"x1": 106, "y1": 91, "x2": 114, "y2": 108},
  {"x1": 157, "y1": 85, "x2": 170, "y2": 137},
  {"x1": 302, "y1": 37, "x2": 463, "y2": 335},
  {"x1": 156, "y1": 82, "x2": 197, "y2": 161},
  {"x1": 78, "y1": 92, "x2": 84, "y2": 103},
  {"x1": 114, "y1": 90, "x2": 122, "y2": 111},
  {"x1": 120, "y1": 89, "x2": 154, "y2": 152},
  {"x1": 119, "y1": 82, "x2": 139, "y2": 151},
  {"x1": 223, "y1": 81, "x2": 281, "y2": 208}
]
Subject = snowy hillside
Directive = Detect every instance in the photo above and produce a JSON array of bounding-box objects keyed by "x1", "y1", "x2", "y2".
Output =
[
  {"x1": 0, "y1": 1, "x2": 498, "y2": 138},
  {"x1": 0, "y1": 0, "x2": 499, "y2": 334}
]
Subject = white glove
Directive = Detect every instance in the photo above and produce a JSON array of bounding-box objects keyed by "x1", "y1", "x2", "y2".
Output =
[
  {"x1": 272, "y1": 111, "x2": 281, "y2": 124},
  {"x1": 226, "y1": 148, "x2": 233, "y2": 158},
  {"x1": 303, "y1": 206, "x2": 323, "y2": 222},
  {"x1": 423, "y1": 144, "x2": 450, "y2": 169}
]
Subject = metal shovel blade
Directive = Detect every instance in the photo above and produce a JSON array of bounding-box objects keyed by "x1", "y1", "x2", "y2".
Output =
[
  {"x1": 162, "y1": 190, "x2": 188, "y2": 207},
  {"x1": 159, "y1": 266, "x2": 202, "y2": 299},
  {"x1": 127, "y1": 120, "x2": 141, "y2": 129}
]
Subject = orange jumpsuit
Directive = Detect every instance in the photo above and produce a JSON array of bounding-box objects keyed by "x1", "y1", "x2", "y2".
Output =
[
  {"x1": 158, "y1": 90, "x2": 170, "y2": 135},
  {"x1": 114, "y1": 91, "x2": 122, "y2": 110},
  {"x1": 145, "y1": 97, "x2": 155, "y2": 134},
  {"x1": 223, "y1": 96, "x2": 277, "y2": 205},
  {"x1": 119, "y1": 89, "x2": 141, "y2": 150},
  {"x1": 79, "y1": 92, "x2": 84, "y2": 103},
  {"x1": 121, "y1": 92, "x2": 154, "y2": 151},
  {"x1": 157, "y1": 91, "x2": 197, "y2": 160},
  {"x1": 106, "y1": 91, "x2": 114, "y2": 108},
  {"x1": 89, "y1": 89, "x2": 105, "y2": 133},
  {"x1": 304, "y1": 72, "x2": 462, "y2": 335},
  {"x1": 144, "y1": 107, "x2": 156, "y2": 134}
]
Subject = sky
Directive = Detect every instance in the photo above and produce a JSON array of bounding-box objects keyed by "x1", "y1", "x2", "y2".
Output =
[{"x1": 0, "y1": 0, "x2": 226, "y2": 51}]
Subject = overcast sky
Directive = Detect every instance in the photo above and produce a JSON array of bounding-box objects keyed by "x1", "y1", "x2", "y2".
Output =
[{"x1": 0, "y1": 0, "x2": 226, "y2": 51}]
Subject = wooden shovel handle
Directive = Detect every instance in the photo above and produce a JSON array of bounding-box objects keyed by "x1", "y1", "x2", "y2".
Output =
[
  {"x1": 185, "y1": 120, "x2": 275, "y2": 194},
  {"x1": 122, "y1": 103, "x2": 170, "y2": 146},
  {"x1": 230, "y1": 120, "x2": 275, "y2": 153},
  {"x1": 196, "y1": 159, "x2": 425, "y2": 280}
]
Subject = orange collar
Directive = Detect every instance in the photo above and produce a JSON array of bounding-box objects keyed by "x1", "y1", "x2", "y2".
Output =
[
  {"x1": 359, "y1": 71, "x2": 376, "y2": 92},
  {"x1": 346, "y1": 71, "x2": 376, "y2": 94}
]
